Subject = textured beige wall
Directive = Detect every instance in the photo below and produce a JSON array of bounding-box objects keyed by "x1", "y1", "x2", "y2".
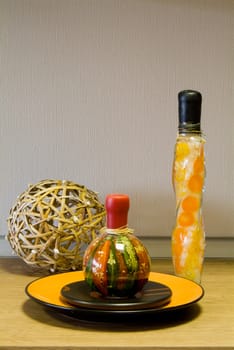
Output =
[{"x1": 1, "y1": 0, "x2": 234, "y2": 251}]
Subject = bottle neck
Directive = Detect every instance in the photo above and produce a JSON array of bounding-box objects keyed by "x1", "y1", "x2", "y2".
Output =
[
  {"x1": 178, "y1": 122, "x2": 202, "y2": 136},
  {"x1": 106, "y1": 214, "x2": 128, "y2": 229},
  {"x1": 105, "y1": 194, "x2": 129, "y2": 229}
]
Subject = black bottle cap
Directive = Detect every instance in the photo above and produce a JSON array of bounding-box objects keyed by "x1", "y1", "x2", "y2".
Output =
[{"x1": 178, "y1": 90, "x2": 202, "y2": 133}]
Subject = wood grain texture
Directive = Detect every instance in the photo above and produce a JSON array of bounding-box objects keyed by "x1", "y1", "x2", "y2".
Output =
[
  {"x1": 0, "y1": 0, "x2": 233, "y2": 245},
  {"x1": 0, "y1": 257, "x2": 234, "y2": 349}
]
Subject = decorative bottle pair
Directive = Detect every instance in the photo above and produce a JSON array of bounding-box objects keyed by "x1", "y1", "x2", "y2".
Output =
[{"x1": 83, "y1": 91, "x2": 205, "y2": 289}]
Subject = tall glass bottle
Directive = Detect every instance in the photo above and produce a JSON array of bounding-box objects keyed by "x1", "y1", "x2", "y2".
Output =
[
  {"x1": 83, "y1": 194, "x2": 151, "y2": 297},
  {"x1": 172, "y1": 90, "x2": 206, "y2": 284}
]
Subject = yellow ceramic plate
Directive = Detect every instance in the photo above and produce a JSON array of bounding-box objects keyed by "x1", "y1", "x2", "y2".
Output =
[{"x1": 25, "y1": 271, "x2": 204, "y2": 319}]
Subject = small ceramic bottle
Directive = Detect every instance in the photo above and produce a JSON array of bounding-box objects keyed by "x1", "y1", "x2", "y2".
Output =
[
  {"x1": 83, "y1": 194, "x2": 151, "y2": 297},
  {"x1": 172, "y1": 90, "x2": 206, "y2": 284}
]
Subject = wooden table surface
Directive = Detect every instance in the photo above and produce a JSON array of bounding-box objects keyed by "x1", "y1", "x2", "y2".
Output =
[{"x1": 0, "y1": 257, "x2": 234, "y2": 349}]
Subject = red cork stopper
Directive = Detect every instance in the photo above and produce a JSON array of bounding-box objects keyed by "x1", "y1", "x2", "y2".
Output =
[{"x1": 105, "y1": 194, "x2": 129, "y2": 229}]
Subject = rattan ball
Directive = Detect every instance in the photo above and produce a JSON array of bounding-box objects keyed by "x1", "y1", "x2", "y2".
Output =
[{"x1": 7, "y1": 179, "x2": 106, "y2": 272}]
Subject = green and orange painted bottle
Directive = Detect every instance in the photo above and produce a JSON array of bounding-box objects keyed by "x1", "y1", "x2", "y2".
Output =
[{"x1": 83, "y1": 194, "x2": 151, "y2": 297}]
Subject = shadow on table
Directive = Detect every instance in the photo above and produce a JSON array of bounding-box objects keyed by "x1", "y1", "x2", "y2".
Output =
[
  {"x1": 1, "y1": 257, "x2": 52, "y2": 277},
  {"x1": 22, "y1": 299, "x2": 202, "y2": 331}
]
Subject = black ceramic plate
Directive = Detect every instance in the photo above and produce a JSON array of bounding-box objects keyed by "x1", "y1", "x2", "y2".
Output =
[{"x1": 60, "y1": 280, "x2": 172, "y2": 311}]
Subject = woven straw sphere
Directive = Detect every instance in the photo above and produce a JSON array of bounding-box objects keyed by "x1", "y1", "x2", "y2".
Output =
[{"x1": 7, "y1": 179, "x2": 106, "y2": 272}]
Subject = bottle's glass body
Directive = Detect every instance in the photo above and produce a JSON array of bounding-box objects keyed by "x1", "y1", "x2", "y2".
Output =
[
  {"x1": 83, "y1": 228, "x2": 151, "y2": 298},
  {"x1": 172, "y1": 130, "x2": 205, "y2": 284}
]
